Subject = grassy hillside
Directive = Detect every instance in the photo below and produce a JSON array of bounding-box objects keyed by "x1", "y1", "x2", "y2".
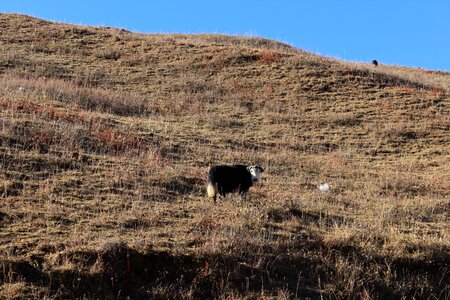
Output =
[{"x1": 0, "y1": 14, "x2": 449, "y2": 299}]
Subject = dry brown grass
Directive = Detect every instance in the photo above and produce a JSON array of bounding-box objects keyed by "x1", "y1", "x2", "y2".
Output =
[{"x1": 0, "y1": 13, "x2": 449, "y2": 299}]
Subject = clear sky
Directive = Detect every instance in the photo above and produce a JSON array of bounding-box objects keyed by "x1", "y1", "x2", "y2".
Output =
[{"x1": 1, "y1": 1, "x2": 449, "y2": 71}]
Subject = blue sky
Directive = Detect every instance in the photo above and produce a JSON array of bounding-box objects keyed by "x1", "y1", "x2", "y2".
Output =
[{"x1": 1, "y1": 1, "x2": 449, "y2": 71}]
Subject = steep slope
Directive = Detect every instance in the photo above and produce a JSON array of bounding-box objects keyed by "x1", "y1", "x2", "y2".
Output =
[{"x1": 0, "y1": 14, "x2": 448, "y2": 299}]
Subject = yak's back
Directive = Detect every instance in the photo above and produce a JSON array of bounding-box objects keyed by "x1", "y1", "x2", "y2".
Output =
[{"x1": 208, "y1": 164, "x2": 251, "y2": 187}]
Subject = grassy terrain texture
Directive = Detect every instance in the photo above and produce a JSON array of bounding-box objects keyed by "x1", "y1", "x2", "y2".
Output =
[{"x1": 0, "y1": 14, "x2": 449, "y2": 299}]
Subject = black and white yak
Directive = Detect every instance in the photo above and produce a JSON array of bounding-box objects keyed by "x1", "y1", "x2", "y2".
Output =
[{"x1": 206, "y1": 164, "x2": 264, "y2": 203}]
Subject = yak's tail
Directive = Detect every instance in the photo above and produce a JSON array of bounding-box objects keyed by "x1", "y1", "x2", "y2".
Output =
[{"x1": 207, "y1": 181, "x2": 217, "y2": 202}]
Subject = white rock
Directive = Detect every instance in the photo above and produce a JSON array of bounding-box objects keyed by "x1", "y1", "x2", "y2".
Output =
[{"x1": 319, "y1": 183, "x2": 330, "y2": 192}]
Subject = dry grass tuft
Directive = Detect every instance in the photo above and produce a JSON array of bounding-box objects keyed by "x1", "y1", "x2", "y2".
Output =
[{"x1": 0, "y1": 75, "x2": 148, "y2": 116}]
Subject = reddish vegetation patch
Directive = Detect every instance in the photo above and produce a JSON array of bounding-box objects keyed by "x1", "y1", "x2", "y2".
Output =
[
  {"x1": 93, "y1": 125, "x2": 145, "y2": 154},
  {"x1": 257, "y1": 50, "x2": 282, "y2": 64},
  {"x1": 0, "y1": 99, "x2": 94, "y2": 124},
  {"x1": 428, "y1": 86, "x2": 446, "y2": 98}
]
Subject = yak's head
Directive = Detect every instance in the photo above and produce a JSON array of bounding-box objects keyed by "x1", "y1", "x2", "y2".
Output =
[{"x1": 248, "y1": 165, "x2": 264, "y2": 184}]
